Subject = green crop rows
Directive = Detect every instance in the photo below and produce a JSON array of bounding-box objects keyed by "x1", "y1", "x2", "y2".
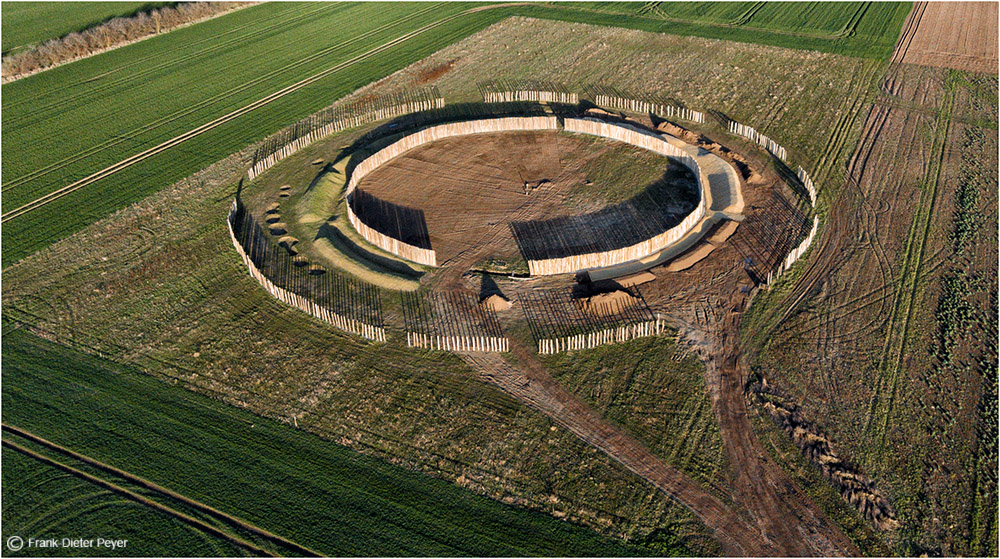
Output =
[
  {"x1": 1, "y1": 326, "x2": 663, "y2": 557},
  {"x1": 1, "y1": 2, "x2": 168, "y2": 54},
  {"x1": 537, "y1": 2, "x2": 910, "y2": 58},
  {"x1": 1, "y1": 448, "x2": 253, "y2": 557}
]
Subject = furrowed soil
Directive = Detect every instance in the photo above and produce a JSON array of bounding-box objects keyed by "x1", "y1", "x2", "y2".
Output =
[
  {"x1": 893, "y1": 1, "x2": 999, "y2": 75},
  {"x1": 5, "y1": 15, "x2": 902, "y2": 556},
  {"x1": 742, "y1": 46, "x2": 998, "y2": 559}
]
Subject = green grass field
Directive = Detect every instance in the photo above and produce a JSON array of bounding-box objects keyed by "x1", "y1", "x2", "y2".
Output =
[
  {"x1": 1, "y1": 326, "x2": 670, "y2": 557},
  {"x1": 538, "y1": 2, "x2": 911, "y2": 57},
  {"x1": 0, "y1": 1, "x2": 168, "y2": 54},
  {"x1": 541, "y1": 337, "x2": 727, "y2": 493},
  {"x1": 1, "y1": 448, "x2": 253, "y2": 557}
]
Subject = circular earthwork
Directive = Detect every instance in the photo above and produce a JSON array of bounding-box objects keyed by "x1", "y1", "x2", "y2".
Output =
[{"x1": 345, "y1": 117, "x2": 710, "y2": 276}]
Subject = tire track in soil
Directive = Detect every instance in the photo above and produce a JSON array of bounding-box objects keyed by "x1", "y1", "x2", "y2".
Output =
[
  {"x1": 460, "y1": 347, "x2": 769, "y2": 557},
  {"x1": 694, "y1": 302, "x2": 860, "y2": 558},
  {"x1": 864, "y1": 86, "x2": 954, "y2": 454}
]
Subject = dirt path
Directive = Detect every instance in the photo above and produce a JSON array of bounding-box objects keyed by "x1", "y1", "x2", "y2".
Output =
[
  {"x1": 693, "y1": 303, "x2": 860, "y2": 557},
  {"x1": 462, "y1": 346, "x2": 770, "y2": 556}
]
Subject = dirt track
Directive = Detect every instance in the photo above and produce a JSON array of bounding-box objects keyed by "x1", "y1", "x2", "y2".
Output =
[
  {"x1": 463, "y1": 349, "x2": 767, "y2": 556},
  {"x1": 457, "y1": 133, "x2": 859, "y2": 554}
]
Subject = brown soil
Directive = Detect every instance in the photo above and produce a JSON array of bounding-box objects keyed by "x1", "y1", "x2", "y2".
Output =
[
  {"x1": 894, "y1": 2, "x2": 998, "y2": 74},
  {"x1": 577, "y1": 289, "x2": 638, "y2": 317},
  {"x1": 355, "y1": 130, "x2": 684, "y2": 271},
  {"x1": 616, "y1": 271, "x2": 655, "y2": 287},
  {"x1": 414, "y1": 59, "x2": 457, "y2": 85},
  {"x1": 705, "y1": 220, "x2": 740, "y2": 246},
  {"x1": 480, "y1": 293, "x2": 512, "y2": 311},
  {"x1": 666, "y1": 242, "x2": 716, "y2": 272}
]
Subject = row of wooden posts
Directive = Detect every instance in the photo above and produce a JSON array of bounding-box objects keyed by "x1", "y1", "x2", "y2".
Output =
[
  {"x1": 728, "y1": 120, "x2": 788, "y2": 162},
  {"x1": 406, "y1": 332, "x2": 509, "y2": 352},
  {"x1": 722, "y1": 119, "x2": 823, "y2": 288},
  {"x1": 796, "y1": 166, "x2": 818, "y2": 205},
  {"x1": 765, "y1": 214, "x2": 820, "y2": 285},
  {"x1": 526, "y1": 118, "x2": 707, "y2": 275},
  {"x1": 227, "y1": 201, "x2": 387, "y2": 341},
  {"x1": 593, "y1": 94, "x2": 706, "y2": 123},
  {"x1": 247, "y1": 97, "x2": 445, "y2": 180},
  {"x1": 482, "y1": 90, "x2": 579, "y2": 104},
  {"x1": 537, "y1": 316, "x2": 663, "y2": 354}
]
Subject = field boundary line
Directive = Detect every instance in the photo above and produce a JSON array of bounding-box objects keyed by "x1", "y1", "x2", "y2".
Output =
[
  {"x1": 1, "y1": 437, "x2": 278, "y2": 557},
  {"x1": 1, "y1": 3, "x2": 497, "y2": 224},
  {"x1": 539, "y1": 2, "x2": 876, "y2": 41},
  {"x1": 2, "y1": 423, "x2": 321, "y2": 557}
]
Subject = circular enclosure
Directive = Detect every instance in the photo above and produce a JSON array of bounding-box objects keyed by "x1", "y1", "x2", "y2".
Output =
[{"x1": 346, "y1": 117, "x2": 707, "y2": 275}]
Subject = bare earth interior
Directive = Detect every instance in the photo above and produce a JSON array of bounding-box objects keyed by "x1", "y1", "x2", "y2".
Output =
[{"x1": 355, "y1": 130, "x2": 697, "y2": 270}]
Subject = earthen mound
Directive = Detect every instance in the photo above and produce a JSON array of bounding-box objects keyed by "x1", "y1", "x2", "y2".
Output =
[
  {"x1": 577, "y1": 289, "x2": 638, "y2": 316},
  {"x1": 480, "y1": 293, "x2": 512, "y2": 311},
  {"x1": 666, "y1": 242, "x2": 716, "y2": 271},
  {"x1": 706, "y1": 220, "x2": 740, "y2": 245}
]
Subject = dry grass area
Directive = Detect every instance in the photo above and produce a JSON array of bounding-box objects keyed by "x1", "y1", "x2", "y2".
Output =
[{"x1": 370, "y1": 16, "x2": 882, "y2": 187}]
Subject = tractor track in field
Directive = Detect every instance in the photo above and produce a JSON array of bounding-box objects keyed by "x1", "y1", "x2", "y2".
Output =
[
  {"x1": 2, "y1": 430, "x2": 314, "y2": 557},
  {"x1": 1, "y1": 2, "x2": 444, "y2": 197},
  {"x1": 1, "y1": 424, "x2": 319, "y2": 555},
  {"x1": 863, "y1": 85, "x2": 954, "y2": 452},
  {"x1": 666, "y1": 287, "x2": 861, "y2": 558},
  {"x1": 3, "y1": 3, "x2": 333, "y2": 113},
  {"x1": 1, "y1": 12, "x2": 464, "y2": 223},
  {"x1": 460, "y1": 348, "x2": 768, "y2": 557}
]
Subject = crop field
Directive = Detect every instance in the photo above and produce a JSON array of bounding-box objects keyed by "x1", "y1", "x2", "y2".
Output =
[
  {"x1": 1, "y1": 449, "x2": 253, "y2": 557},
  {"x1": 1, "y1": 1, "x2": 912, "y2": 265},
  {"x1": 1, "y1": 326, "x2": 675, "y2": 557},
  {"x1": 0, "y1": 2, "x2": 168, "y2": 54},
  {"x1": 533, "y1": 1, "x2": 912, "y2": 58},
  {"x1": 741, "y1": 59, "x2": 998, "y2": 557}
]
